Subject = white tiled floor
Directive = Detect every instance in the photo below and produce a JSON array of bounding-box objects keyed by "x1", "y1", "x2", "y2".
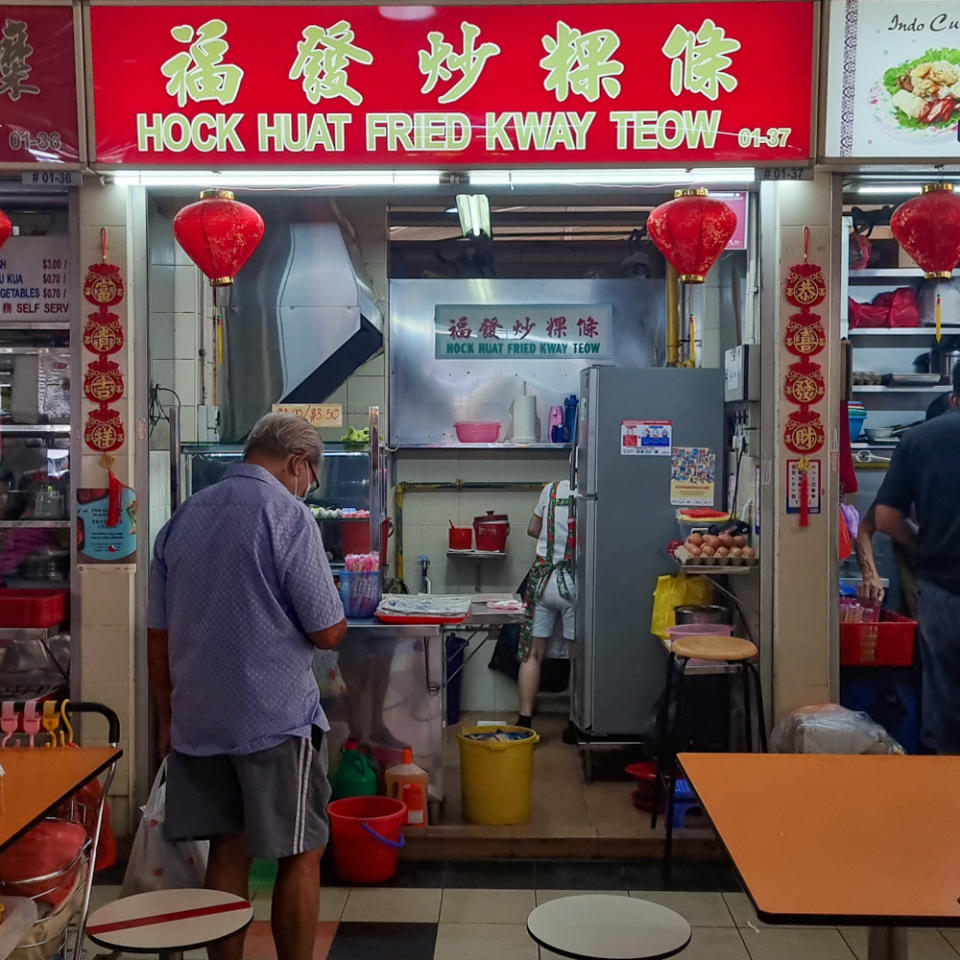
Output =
[{"x1": 87, "y1": 884, "x2": 960, "y2": 960}]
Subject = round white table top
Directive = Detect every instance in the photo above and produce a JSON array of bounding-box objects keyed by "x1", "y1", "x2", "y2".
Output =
[
  {"x1": 527, "y1": 895, "x2": 692, "y2": 960},
  {"x1": 86, "y1": 889, "x2": 253, "y2": 953}
]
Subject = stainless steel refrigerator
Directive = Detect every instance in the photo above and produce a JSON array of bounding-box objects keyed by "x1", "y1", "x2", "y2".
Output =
[{"x1": 573, "y1": 366, "x2": 725, "y2": 737}]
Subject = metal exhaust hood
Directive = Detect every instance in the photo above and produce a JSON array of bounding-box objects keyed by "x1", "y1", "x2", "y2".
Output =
[{"x1": 219, "y1": 197, "x2": 383, "y2": 442}]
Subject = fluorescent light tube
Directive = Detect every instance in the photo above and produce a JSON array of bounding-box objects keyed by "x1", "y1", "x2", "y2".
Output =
[
  {"x1": 468, "y1": 167, "x2": 755, "y2": 187},
  {"x1": 455, "y1": 193, "x2": 491, "y2": 237},
  {"x1": 109, "y1": 170, "x2": 442, "y2": 188}
]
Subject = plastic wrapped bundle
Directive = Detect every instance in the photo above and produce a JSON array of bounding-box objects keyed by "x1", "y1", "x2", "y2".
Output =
[{"x1": 771, "y1": 703, "x2": 904, "y2": 755}]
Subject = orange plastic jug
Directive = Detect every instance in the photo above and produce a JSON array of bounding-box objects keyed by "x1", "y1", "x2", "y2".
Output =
[{"x1": 385, "y1": 748, "x2": 430, "y2": 828}]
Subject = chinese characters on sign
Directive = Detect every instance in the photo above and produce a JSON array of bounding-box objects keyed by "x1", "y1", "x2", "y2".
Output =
[
  {"x1": 88, "y1": 3, "x2": 814, "y2": 165},
  {"x1": 0, "y1": 6, "x2": 80, "y2": 164},
  {"x1": 434, "y1": 304, "x2": 611, "y2": 360},
  {"x1": 0, "y1": 236, "x2": 71, "y2": 322}
]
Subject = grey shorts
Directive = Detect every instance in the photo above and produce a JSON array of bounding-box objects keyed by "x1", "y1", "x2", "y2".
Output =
[{"x1": 165, "y1": 727, "x2": 331, "y2": 859}]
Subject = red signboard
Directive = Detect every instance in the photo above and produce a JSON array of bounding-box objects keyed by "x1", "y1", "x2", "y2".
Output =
[
  {"x1": 0, "y1": 4, "x2": 80, "y2": 166},
  {"x1": 88, "y1": 2, "x2": 814, "y2": 167}
]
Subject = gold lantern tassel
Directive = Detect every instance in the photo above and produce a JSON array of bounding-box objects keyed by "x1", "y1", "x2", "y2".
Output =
[
  {"x1": 936, "y1": 282, "x2": 942, "y2": 343},
  {"x1": 689, "y1": 312, "x2": 696, "y2": 365}
]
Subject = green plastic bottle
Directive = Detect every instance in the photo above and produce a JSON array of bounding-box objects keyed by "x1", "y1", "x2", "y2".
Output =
[{"x1": 331, "y1": 739, "x2": 379, "y2": 800}]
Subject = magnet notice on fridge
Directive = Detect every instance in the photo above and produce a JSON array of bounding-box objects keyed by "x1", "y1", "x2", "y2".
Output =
[
  {"x1": 825, "y1": 0, "x2": 960, "y2": 158},
  {"x1": 86, "y1": 2, "x2": 815, "y2": 166}
]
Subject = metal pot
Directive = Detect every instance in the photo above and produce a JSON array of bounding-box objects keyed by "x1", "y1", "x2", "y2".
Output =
[
  {"x1": 674, "y1": 604, "x2": 729, "y2": 625},
  {"x1": 934, "y1": 349, "x2": 960, "y2": 382}
]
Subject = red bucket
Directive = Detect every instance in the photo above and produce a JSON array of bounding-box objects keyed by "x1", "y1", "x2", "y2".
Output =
[{"x1": 327, "y1": 796, "x2": 407, "y2": 883}]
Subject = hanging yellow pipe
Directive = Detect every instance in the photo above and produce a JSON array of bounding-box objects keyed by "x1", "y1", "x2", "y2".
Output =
[{"x1": 665, "y1": 263, "x2": 680, "y2": 366}]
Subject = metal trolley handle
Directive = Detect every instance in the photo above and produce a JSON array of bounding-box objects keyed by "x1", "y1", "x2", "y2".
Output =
[{"x1": 66, "y1": 701, "x2": 121, "y2": 747}]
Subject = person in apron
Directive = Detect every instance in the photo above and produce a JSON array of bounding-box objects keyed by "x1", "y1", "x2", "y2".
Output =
[{"x1": 517, "y1": 479, "x2": 576, "y2": 739}]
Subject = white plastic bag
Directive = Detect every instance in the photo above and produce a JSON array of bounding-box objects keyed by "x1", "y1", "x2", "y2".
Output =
[{"x1": 120, "y1": 758, "x2": 208, "y2": 897}]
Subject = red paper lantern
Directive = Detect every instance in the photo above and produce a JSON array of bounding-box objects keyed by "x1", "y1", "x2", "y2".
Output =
[
  {"x1": 173, "y1": 189, "x2": 264, "y2": 287},
  {"x1": 890, "y1": 183, "x2": 960, "y2": 279},
  {"x1": 646, "y1": 188, "x2": 738, "y2": 284},
  {"x1": 0, "y1": 208, "x2": 11, "y2": 250}
]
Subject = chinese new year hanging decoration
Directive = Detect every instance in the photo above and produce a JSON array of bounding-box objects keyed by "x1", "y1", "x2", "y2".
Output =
[
  {"x1": 646, "y1": 188, "x2": 738, "y2": 284},
  {"x1": 83, "y1": 229, "x2": 125, "y2": 453},
  {"x1": 890, "y1": 183, "x2": 960, "y2": 341},
  {"x1": 173, "y1": 190, "x2": 264, "y2": 287},
  {"x1": 0, "y1": 208, "x2": 11, "y2": 250},
  {"x1": 782, "y1": 227, "x2": 827, "y2": 527}
]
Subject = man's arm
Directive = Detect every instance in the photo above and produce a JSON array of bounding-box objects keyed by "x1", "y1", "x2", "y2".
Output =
[
  {"x1": 310, "y1": 617, "x2": 347, "y2": 650},
  {"x1": 147, "y1": 628, "x2": 172, "y2": 757},
  {"x1": 854, "y1": 503, "x2": 885, "y2": 605},
  {"x1": 527, "y1": 514, "x2": 543, "y2": 539},
  {"x1": 875, "y1": 504, "x2": 917, "y2": 550}
]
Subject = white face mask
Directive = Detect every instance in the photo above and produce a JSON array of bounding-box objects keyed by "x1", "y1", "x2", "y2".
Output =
[{"x1": 292, "y1": 472, "x2": 307, "y2": 502}]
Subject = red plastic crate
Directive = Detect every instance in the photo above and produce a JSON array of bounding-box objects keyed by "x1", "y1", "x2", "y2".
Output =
[
  {"x1": 0, "y1": 589, "x2": 68, "y2": 628},
  {"x1": 839, "y1": 609, "x2": 916, "y2": 666}
]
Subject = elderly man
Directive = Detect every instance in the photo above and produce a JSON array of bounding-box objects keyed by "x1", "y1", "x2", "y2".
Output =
[
  {"x1": 876, "y1": 367, "x2": 960, "y2": 754},
  {"x1": 148, "y1": 413, "x2": 346, "y2": 960}
]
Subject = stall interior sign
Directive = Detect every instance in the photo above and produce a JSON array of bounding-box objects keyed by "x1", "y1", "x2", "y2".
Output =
[
  {"x1": 782, "y1": 226, "x2": 826, "y2": 527},
  {"x1": 87, "y1": 3, "x2": 814, "y2": 166},
  {"x1": 83, "y1": 229, "x2": 126, "y2": 453}
]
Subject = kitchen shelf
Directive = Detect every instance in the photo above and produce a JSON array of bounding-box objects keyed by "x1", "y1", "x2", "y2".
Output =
[
  {"x1": 0, "y1": 520, "x2": 71, "y2": 529},
  {"x1": 0, "y1": 322, "x2": 70, "y2": 332},
  {"x1": 852, "y1": 385, "x2": 946, "y2": 393},
  {"x1": 0, "y1": 424, "x2": 70, "y2": 434},
  {"x1": 677, "y1": 564, "x2": 756, "y2": 576},
  {"x1": 398, "y1": 443, "x2": 572, "y2": 451},
  {"x1": 447, "y1": 550, "x2": 507, "y2": 559},
  {"x1": 849, "y1": 269, "x2": 924, "y2": 280},
  {"x1": 848, "y1": 327, "x2": 960, "y2": 337}
]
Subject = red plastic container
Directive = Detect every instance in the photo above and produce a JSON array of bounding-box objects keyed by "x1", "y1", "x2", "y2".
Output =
[
  {"x1": 327, "y1": 795, "x2": 407, "y2": 883},
  {"x1": 474, "y1": 512, "x2": 509, "y2": 552},
  {"x1": 449, "y1": 526, "x2": 472, "y2": 550},
  {"x1": 839, "y1": 609, "x2": 916, "y2": 666},
  {"x1": 454, "y1": 421, "x2": 500, "y2": 443},
  {"x1": 0, "y1": 589, "x2": 68, "y2": 628}
]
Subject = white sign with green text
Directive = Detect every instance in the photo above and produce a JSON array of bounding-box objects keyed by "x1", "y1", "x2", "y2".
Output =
[{"x1": 435, "y1": 304, "x2": 612, "y2": 360}]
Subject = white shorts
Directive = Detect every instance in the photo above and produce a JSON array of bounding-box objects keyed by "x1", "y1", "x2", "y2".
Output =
[{"x1": 532, "y1": 571, "x2": 576, "y2": 641}]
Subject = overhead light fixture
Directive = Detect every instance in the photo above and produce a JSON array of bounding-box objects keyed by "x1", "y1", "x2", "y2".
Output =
[
  {"x1": 856, "y1": 184, "x2": 927, "y2": 196},
  {"x1": 468, "y1": 167, "x2": 755, "y2": 187},
  {"x1": 109, "y1": 170, "x2": 442, "y2": 188},
  {"x1": 455, "y1": 193, "x2": 491, "y2": 237}
]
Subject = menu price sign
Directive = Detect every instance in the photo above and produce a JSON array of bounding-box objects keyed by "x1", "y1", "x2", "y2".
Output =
[
  {"x1": 88, "y1": 2, "x2": 814, "y2": 166},
  {"x1": 0, "y1": 236, "x2": 71, "y2": 323},
  {"x1": 435, "y1": 304, "x2": 611, "y2": 360},
  {"x1": 0, "y1": 5, "x2": 80, "y2": 165},
  {"x1": 271, "y1": 402, "x2": 343, "y2": 427}
]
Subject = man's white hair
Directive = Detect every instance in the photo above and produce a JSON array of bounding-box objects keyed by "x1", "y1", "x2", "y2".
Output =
[{"x1": 244, "y1": 413, "x2": 323, "y2": 463}]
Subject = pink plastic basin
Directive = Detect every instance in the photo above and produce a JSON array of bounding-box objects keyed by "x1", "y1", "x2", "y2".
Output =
[{"x1": 455, "y1": 421, "x2": 501, "y2": 443}]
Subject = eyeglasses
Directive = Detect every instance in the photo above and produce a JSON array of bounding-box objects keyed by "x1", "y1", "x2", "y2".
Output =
[{"x1": 307, "y1": 460, "x2": 320, "y2": 496}]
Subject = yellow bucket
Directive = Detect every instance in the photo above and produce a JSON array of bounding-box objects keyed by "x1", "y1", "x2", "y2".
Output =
[{"x1": 457, "y1": 725, "x2": 540, "y2": 825}]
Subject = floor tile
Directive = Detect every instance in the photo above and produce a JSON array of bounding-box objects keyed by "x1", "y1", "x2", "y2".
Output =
[
  {"x1": 675, "y1": 927, "x2": 750, "y2": 960},
  {"x1": 713, "y1": 862, "x2": 745, "y2": 892},
  {"x1": 841, "y1": 928, "x2": 959, "y2": 960},
  {"x1": 389, "y1": 860, "x2": 450, "y2": 888},
  {"x1": 533, "y1": 860, "x2": 628, "y2": 890},
  {"x1": 630, "y1": 890, "x2": 734, "y2": 927},
  {"x1": 535, "y1": 890, "x2": 628, "y2": 906},
  {"x1": 443, "y1": 860, "x2": 537, "y2": 889},
  {"x1": 940, "y1": 929, "x2": 960, "y2": 956},
  {"x1": 342, "y1": 887, "x2": 442, "y2": 924},
  {"x1": 722, "y1": 892, "x2": 829, "y2": 930},
  {"x1": 440, "y1": 888, "x2": 537, "y2": 924},
  {"x1": 319, "y1": 888, "x2": 350, "y2": 922},
  {"x1": 434, "y1": 922, "x2": 538, "y2": 960},
  {"x1": 328, "y1": 921, "x2": 437, "y2": 960},
  {"x1": 741, "y1": 927, "x2": 855, "y2": 960},
  {"x1": 88, "y1": 885, "x2": 121, "y2": 912}
]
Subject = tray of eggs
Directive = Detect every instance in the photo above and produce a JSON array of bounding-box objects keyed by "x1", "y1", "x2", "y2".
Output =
[{"x1": 675, "y1": 532, "x2": 757, "y2": 565}]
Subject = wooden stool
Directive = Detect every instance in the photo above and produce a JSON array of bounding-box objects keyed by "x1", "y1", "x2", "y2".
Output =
[
  {"x1": 86, "y1": 889, "x2": 253, "y2": 960},
  {"x1": 527, "y1": 894, "x2": 691, "y2": 960},
  {"x1": 652, "y1": 635, "x2": 767, "y2": 878}
]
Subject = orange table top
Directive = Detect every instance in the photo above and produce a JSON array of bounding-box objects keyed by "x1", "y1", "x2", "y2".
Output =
[
  {"x1": 679, "y1": 752, "x2": 960, "y2": 926},
  {"x1": 0, "y1": 746, "x2": 121, "y2": 850}
]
